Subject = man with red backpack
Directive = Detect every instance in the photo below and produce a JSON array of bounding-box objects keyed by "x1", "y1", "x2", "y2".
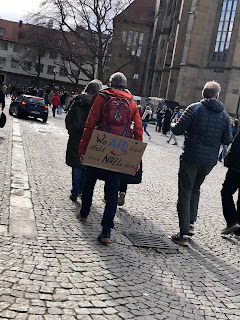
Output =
[{"x1": 78, "y1": 72, "x2": 143, "y2": 243}]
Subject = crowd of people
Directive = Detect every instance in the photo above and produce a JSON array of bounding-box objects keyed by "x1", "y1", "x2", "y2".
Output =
[
  {"x1": 1, "y1": 82, "x2": 80, "y2": 117},
  {"x1": 64, "y1": 75, "x2": 240, "y2": 246},
  {"x1": 0, "y1": 76, "x2": 239, "y2": 247}
]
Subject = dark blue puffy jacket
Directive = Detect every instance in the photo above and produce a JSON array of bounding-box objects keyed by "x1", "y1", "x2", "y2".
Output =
[{"x1": 171, "y1": 98, "x2": 232, "y2": 166}]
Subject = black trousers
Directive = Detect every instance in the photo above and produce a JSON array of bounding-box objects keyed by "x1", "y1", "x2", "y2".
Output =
[{"x1": 221, "y1": 169, "x2": 240, "y2": 226}]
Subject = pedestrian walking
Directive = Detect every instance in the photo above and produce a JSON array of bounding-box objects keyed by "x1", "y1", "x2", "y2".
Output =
[
  {"x1": 65, "y1": 79, "x2": 102, "y2": 201},
  {"x1": 171, "y1": 81, "x2": 232, "y2": 246},
  {"x1": 78, "y1": 72, "x2": 143, "y2": 244},
  {"x1": 221, "y1": 130, "x2": 240, "y2": 235},
  {"x1": 162, "y1": 106, "x2": 172, "y2": 135},
  {"x1": 142, "y1": 106, "x2": 152, "y2": 139},
  {"x1": 51, "y1": 92, "x2": 61, "y2": 117},
  {"x1": 156, "y1": 108, "x2": 164, "y2": 132},
  {"x1": 167, "y1": 107, "x2": 181, "y2": 145},
  {"x1": 0, "y1": 84, "x2": 5, "y2": 110}
]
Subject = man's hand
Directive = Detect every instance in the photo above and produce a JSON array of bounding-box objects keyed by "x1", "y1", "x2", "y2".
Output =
[{"x1": 80, "y1": 154, "x2": 85, "y2": 163}]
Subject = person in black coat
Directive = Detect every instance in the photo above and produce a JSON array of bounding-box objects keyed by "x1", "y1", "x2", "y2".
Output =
[
  {"x1": 162, "y1": 106, "x2": 172, "y2": 135},
  {"x1": 65, "y1": 79, "x2": 102, "y2": 201},
  {"x1": 0, "y1": 84, "x2": 5, "y2": 110},
  {"x1": 221, "y1": 130, "x2": 240, "y2": 235},
  {"x1": 156, "y1": 108, "x2": 164, "y2": 132}
]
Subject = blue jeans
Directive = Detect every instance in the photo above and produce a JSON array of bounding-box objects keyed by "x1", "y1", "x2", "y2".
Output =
[
  {"x1": 177, "y1": 159, "x2": 214, "y2": 234},
  {"x1": 142, "y1": 121, "x2": 150, "y2": 137},
  {"x1": 221, "y1": 169, "x2": 240, "y2": 226},
  {"x1": 80, "y1": 167, "x2": 121, "y2": 234},
  {"x1": 218, "y1": 145, "x2": 228, "y2": 161},
  {"x1": 167, "y1": 132, "x2": 178, "y2": 144},
  {"x1": 71, "y1": 167, "x2": 86, "y2": 199}
]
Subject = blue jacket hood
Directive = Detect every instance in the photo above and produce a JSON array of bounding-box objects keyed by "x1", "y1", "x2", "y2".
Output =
[{"x1": 201, "y1": 98, "x2": 224, "y2": 113}]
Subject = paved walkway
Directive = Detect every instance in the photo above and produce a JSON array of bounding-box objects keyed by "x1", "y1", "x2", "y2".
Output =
[{"x1": 0, "y1": 98, "x2": 239, "y2": 319}]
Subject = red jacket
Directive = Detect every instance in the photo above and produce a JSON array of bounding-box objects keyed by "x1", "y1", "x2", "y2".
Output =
[
  {"x1": 79, "y1": 89, "x2": 143, "y2": 155},
  {"x1": 51, "y1": 92, "x2": 61, "y2": 106}
]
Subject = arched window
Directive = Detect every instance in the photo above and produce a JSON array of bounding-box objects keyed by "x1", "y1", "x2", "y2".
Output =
[{"x1": 212, "y1": 0, "x2": 238, "y2": 63}]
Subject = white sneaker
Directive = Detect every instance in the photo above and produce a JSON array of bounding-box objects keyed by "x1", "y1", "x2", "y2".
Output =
[{"x1": 118, "y1": 192, "x2": 125, "y2": 206}]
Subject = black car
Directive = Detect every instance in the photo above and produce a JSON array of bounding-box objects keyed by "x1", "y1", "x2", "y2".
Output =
[{"x1": 9, "y1": 94, "x2": 48, "y2": 123}]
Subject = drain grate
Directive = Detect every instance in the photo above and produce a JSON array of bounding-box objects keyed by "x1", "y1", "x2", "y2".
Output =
[{"x1": 123, "y1": 232, "x2": 179, "y2": 253}]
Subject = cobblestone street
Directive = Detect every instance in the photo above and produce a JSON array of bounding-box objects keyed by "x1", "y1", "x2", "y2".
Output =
[{"x1": 0, "y1": 97, "x2": 240, "y2": 320}]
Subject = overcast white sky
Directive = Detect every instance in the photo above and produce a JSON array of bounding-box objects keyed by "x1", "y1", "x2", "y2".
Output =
[{"x1": 1, "y1": 0, "x2": 42, "y2": 22}]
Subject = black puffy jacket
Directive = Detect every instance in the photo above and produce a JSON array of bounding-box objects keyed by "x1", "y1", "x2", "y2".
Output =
[
  {"x1": 171, "y1": 98, "x2": 232, "y2": 166},
  {"x1": 224, "y1": 130, "x2": 240, "y2": 173}
]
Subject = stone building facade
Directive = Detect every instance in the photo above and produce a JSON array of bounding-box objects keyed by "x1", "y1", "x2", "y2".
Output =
[
  {"x1": 108, "y1": 0, "x2": 240, "y2": 116},
  {"x1": 104, "y1": 0, "x2": 156, "y2": 96},
  {"x1": 152, "y1": 0, "x2": 240, "y2": 116}
]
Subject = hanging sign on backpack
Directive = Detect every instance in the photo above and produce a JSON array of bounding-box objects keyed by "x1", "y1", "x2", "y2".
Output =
[{"x1": 82, "y1": 129, "x2": 147, "y2": 176}]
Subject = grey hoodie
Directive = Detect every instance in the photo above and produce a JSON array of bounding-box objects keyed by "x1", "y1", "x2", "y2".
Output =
[{"x1": 171, "y1": 98, "x2": 232, "y2": 166}]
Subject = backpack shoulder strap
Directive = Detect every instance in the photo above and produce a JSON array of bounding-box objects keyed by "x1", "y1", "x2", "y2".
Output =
[{"x1": 98, "y1": 91, "x2": 112, "y2": 101}]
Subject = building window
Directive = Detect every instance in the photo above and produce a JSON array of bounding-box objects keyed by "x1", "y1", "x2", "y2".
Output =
[
  {"x1": 119, "y1": 30, "x2": 127, "y2": 56},
  {"x1": 13, "y1": 43, "x2": 20, "y2": 52},
  {"x1": 18, "y1": 31, "x2": 24, "y2": 39},
  {"x1": 57, "y1": 39, "x2": 62, "y2": 46},
  {"x1": 0, "y1": 40, "x2": 8, "y2": 50},
  {"x1": 24, "y1": 61, "x2": 32, "y2": 71},
  {"x1": 48, "y1": 65, "x2": 58, "y2": 75},
  {"x1": 35, "y1": 64, "x2": 44, "y2": 73},
  {"x1": 212, "y1": 0, "x2": 238, "y2": 63},
  {"x1": 59, "y1": 66, "x2": 67, "y2": 76},
  {"x1": 0, "y1": 28, "x2": 4, "y2": 36},
  {"x1": 11, "y1": 59, "x2": 19, "y2": 69},
  {"x1": 49, "y1": 51, "x2": 58, "y2": 59},
  {"x1": 119, "y1": 30, "x2": 144, "y2": 58},
  {"x1": 0, "y1": 57, "x2": 6, "y2": 66},
  {"x1": 136, "y1": 33, "x2": 144, "y2": 57},
  {"x1": 71, "y1": 69, "x2": 79, "y2": 78}
]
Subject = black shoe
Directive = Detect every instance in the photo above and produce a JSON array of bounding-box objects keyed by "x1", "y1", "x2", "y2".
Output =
[
  {"x1": 171, "y1": 233, "x2": 188, "y2": 246},
  {"x1": 221, "y1": 222, "x2": 240, "y2": 235},
  {"x1": 98, "y1": 233, "x2": 110, "y2": 244},
  {"x1": 70, "y1": 195, "x2": 77, "y2": 201},
  {"x1": 234, "y1": 229, "x2": 240, "y2": 236}
]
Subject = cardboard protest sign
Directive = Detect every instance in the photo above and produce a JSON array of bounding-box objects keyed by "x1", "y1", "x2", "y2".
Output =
[{"x1": 82, "y1": 129, "x2": 147, "y2": 176}]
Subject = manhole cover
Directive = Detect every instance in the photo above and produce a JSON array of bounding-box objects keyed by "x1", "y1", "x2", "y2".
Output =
[{"x1": 123, "y1": 232, "x2": 179, "y2": 253}]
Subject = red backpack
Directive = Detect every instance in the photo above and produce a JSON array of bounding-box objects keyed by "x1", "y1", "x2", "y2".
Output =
[{"x1": 98, "y1": 91, "x2": 133, "y2": 138}]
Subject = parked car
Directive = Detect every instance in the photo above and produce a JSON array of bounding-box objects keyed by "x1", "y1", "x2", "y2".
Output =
[{"x1": 9, "y1": 94, "x2": 48, "y2": 123}]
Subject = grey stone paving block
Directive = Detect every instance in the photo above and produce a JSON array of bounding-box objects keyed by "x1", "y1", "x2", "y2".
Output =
[
  {"x1": 47, "y1": 308, "x2": 63, "y2": 315},
  {"x1": 29, "y1": 316, "x2": 44, "y2": 320},
  {"x1": 76, "y1": 316, "x2": 92, "y2": 320},
  {"x1": 9, "y1": 219, "x2": 37, "y2": 238},
  {"x1": 11, "y1": 182, "x2": 29, "y2": 190},
  {"x1": 0, "y1": 225, "x2": 8, "y2": 234},
  {"x1": 10, "y1": 207, "x2": 35, "y2": 220},
  {"x1": 10, "y1": 196, "x2": 32, "y2": 209},
  {"x1": 75, "y1": 308, "x2": 91, "y2": 315},
  {"x1": 0, "y1": 310, "x2": 17, "y2": 318}
]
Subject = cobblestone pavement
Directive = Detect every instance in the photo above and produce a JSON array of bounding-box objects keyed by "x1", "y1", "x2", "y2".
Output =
[{"x1": 0, "y1": 97, "x2": 239, "y2": 319}]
